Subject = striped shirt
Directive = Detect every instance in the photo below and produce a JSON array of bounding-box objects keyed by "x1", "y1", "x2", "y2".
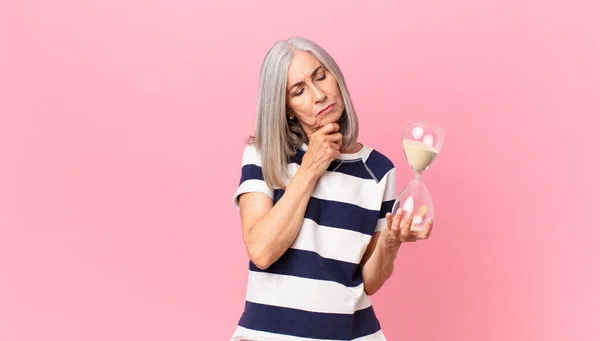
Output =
[{"x1": 231, "y1": 142, "x2": 396, "y2": 341}]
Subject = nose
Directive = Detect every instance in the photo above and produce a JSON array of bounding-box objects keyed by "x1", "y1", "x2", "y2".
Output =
[{"x1": 308, "y1": 82, "x2": 326, "y2": 103}]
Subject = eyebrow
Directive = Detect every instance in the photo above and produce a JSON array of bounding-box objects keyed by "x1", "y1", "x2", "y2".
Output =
[{"x1": 288, "y1": 66, "x2": 326, "y2": 92}]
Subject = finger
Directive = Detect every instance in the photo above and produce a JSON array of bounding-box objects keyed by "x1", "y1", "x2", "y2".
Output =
[
  {"x1": 400, "y1": 211, "x2": 413, "y2": 241},
  {"x1": 414, "y1": 217, "x2": 433, "y2": 240},
  {"x1": 318, "y1": 122, "x2": 340, "y2": 135},
  {"x1": 404, "y1": 235, "x2": 418, "y2": 242},
  {"x1": 324, "y1": 132, "x2": 343, "y2": 144},
  {"x1": 328, "y1": 142, "x2": 341, "y2": 151},
  {"x1": 330, "y1": 149, "x2": 341, "y2": 160},
  {"x1": 391, "y1": 209, "x2": 404, "y2": 232},
  {"x1": 385, "y1": 212, "x2": 393, "y2": 230},
  {"x1": 334, "y1": 134, "x2": 343, "y2": 148},
  {"x1": 422, "y1": 217, "x2": 434, "y2": 238}
]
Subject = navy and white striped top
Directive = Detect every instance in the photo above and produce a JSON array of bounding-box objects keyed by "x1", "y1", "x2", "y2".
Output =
[{"x1": 231, "y1": 142, "x2": 396, "y2": 341}]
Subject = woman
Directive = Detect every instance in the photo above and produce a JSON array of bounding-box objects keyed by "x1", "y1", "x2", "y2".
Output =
[{"x1": 230, "y1": 37, "x2": 434, "y2": 341}]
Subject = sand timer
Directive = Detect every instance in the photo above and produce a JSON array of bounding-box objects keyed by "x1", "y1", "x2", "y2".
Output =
[{"x1": 391, "y1": 121, "x2": 444, "y2": 231}]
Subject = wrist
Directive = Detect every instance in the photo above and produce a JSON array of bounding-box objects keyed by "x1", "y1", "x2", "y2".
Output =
[
  {"x1": 376, "y1": 236, "x2": 401, "y2": 257},
  {"x1": 296, "y1": 165, "x2": 320, "y2": 185}
]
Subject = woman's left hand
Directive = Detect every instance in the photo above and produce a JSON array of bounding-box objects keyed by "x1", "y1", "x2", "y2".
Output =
[{"x1": 379, "y1": 208, "x2": 434, "y2": 250}]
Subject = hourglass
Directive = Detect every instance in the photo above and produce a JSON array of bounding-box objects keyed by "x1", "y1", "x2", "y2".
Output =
[{"x1": 391, "y1": 121, "x2": 444, "y2": 231}]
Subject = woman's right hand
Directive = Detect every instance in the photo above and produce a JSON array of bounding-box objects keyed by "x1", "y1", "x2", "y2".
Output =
[{"x1": 300, "y1": 122, "x2": 343, "y2": 178}]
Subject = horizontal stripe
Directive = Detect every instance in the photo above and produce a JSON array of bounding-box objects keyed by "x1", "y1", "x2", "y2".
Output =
[
  {"x1": 238, "y1": 301, "x2": 381, "y2": 340},
  {"x1": 353, "y1": 330, "x2": 387, "y2": 341},
  {"x1": 243, "y1": 147, "x2": 376, "y2": 182},
  {"x1": 231, "y1": 326, "x2": 329, "y2": 341},
  {"x1": 312, "y1": 170, "x2": 387, "y2": 211},
  {"x1": 231, "y1": 326, "x2": 387, "y2": 341},
  {"x1": 238, "y1": 173, "x2": 392, "y2": 232},
  {"x1": 239, "y1": 164, "x2": 264, "y2": 183},
  {"x1": 374, "y1": 217, "x2": 387, "y2": 233},
  {"x1": 239, "y1": 151, "x2": 395, "y2": 213},
  {"x1": 233, "y1": 179, "x2": 274, "y2": 209},
  {"x1": 291, "y1": 152, "x2": 375, "y2": 180},
  {"x1": 291, "y1": 218, "x2": 371, "y2": 264},
  {"x1": 235, "y1": 179, "x2": 273, "y2": 197},
  {"x1": 378, "y1": 199, "x2": 395, "y2": 219},
  {"x1": 241, "y1": 145, "x2": 263, "y2": 166},
  {"x1": 246, "y1": 271, "x2": 371, "y2": 315},
  {"x1": 304, "y1": 197, "x2": 380, "y2": 235},
  {"x1": 240, "y1": 163, "x2": 386, "y2": 212},
  {"x1": 240, "y1": 144, "x2": 393, "y2": 183},
  {"x1": 273, "y1": 188, "x2": 284, "y2": 203},
  {"x1": 250, "y1": 248, "x2": 362, "y2": 287}
]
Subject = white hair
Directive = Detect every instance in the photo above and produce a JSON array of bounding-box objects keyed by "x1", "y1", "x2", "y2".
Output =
[{"x1": 248, "y1": 37, "x2": 359, "y2": 190}]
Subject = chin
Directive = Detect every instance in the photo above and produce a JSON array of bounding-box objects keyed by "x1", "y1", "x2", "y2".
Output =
[
  {"x1": 333, "y1": 110, "x2": 344, "y2": 122},
  {"x1": 320, "y1": 113, "x2": 341, "y2": 125}
]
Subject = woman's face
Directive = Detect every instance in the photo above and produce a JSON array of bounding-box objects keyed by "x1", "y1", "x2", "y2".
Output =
[{"x1": 286, "y1": 51, "x2": 345, "y2": 139}]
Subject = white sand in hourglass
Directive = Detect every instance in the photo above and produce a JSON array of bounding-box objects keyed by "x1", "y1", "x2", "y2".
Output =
[{"x1": 402, "y1": 139, "x2": 439, "y2": 172}]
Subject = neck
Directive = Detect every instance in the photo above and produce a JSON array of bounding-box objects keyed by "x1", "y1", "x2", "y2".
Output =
[{"x1": 341, "y1": 142, "x2": 362, "y2": 154}]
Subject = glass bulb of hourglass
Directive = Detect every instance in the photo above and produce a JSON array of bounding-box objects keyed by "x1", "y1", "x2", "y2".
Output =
[
  {"x1": 391, "y1": 178, "x2": 434, "y2": 231},
  {"x1": 391, "y1": 121, "x2": 444, "y2": 231}
]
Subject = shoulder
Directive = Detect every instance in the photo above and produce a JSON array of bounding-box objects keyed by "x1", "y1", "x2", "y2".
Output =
[
  {"x1": 240, "y1": 143, "x2": 264, "y2": 167},
  {"x1": 362, "y1": 145, "x2": 395, "y2": 183}
]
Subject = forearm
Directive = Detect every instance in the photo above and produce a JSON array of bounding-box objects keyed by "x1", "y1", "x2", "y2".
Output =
[
  {"x1": 362, "y1": 242, "x2": 401, "y2": 295},
  {"x1": 244, "y1": 167, "x2": 318, "y2": 269}
]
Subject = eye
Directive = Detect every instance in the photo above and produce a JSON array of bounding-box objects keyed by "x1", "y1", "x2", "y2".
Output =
[
  {"x1": 293, "y1": 88, "x2": 305, "y2": 97},
  {"x1": 316, "y1": 72, "x2": 326, "y2": 81}
]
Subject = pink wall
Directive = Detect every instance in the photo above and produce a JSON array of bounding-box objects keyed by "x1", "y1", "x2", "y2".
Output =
[{"x1": 2, "y1": 1, "x2": 599, "y2": 340}]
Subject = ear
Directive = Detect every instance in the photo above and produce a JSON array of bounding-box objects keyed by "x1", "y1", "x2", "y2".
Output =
[{"x1": 286, "y1": 108, "x2": 294, "y2": 120}]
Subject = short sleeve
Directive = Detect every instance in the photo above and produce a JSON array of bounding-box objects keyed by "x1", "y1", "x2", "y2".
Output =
[
  {"x1": 374, "y1": 167, "x2": 397, "y2": 233},
  {"x1": 232, "y1": 144, "x2": 275, "y2": 210}
]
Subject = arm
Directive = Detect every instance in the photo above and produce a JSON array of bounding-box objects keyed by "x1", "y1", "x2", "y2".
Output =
[
  {"x1": 360, "y1": 230, "x2": 401, "y2": 295},
  {"x1": 239, "y1": 167, "x2": 319, "y2": 269},
  {"x1": 361, "y1": 209, "x2": 434, "y2": 295},
  {"x1": 238, "y1": 123, "x2": 343, "y2": 269},
  {"x1": 359, "y1": 167, "x2": 399, "y2": 295}
]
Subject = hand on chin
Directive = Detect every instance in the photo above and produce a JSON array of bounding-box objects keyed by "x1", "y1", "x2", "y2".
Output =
[{"x1": 305, "y1": 111, "x2": 341, "y2": 140}]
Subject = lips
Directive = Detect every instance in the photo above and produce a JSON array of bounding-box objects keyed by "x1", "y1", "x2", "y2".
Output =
[{"x1": 318, "y1": 104, "x2": 334, "y2": 115}]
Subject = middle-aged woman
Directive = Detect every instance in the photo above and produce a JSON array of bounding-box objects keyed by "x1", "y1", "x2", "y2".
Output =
[{"x1": 230, "y1": 37, "x2": 434, "y2": 341}]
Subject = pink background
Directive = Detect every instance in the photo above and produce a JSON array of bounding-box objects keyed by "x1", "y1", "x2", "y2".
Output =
[{"x1": 1, "y1": 1, "x2": 599, "y2": 340}]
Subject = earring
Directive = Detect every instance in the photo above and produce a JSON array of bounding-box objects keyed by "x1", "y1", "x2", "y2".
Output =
[{"x1": 288, "y1": 114, "x2": 294, "y2": 120}]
